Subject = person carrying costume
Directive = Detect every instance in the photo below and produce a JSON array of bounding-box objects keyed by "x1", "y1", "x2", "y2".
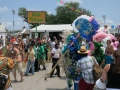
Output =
[
  {"x1": 0, "y1": 44, "x2": 22, "y2": 90},
  {"x1": 62, "y1": 33, "x2": 81, "y2": 90},
  {"x1": 50, "y1": 43, "x2": 61, "y2": 78}
]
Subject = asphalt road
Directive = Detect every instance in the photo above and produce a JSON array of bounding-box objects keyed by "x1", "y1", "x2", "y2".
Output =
[{"x1": 9, "y1": 63, "x2": 103, "y2": 90}]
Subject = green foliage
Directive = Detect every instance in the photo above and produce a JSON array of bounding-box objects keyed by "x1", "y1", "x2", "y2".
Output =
[
  {"x1": 54, "y1": 2, "x2": 92, "y2": 24},
  {"x1": 18, "y1": 7, "x2": 27, "y2": 22}
]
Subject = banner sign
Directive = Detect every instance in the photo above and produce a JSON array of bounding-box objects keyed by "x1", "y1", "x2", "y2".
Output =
[
  {"x1": 56, "y1": 0, "x2": 83, "y2": 14},
  {"x1": 27, "y1": 11, "x2": 45, "y2": 23}
]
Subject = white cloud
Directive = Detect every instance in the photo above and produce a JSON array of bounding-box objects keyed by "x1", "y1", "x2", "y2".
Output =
[
  {"x1": 15, "y1": 18, "x2": 22, "y2": 21},
  {"x1": 1, "y1": 22, "x2": 12, "y2": 27},
  {"x1": 0, "y1": 7, "x2": 8, "y2": 12},
  {"x1": 16, "y1": 22, "x2": 20, "y2": 25},
  {"x1": 106, "y1": 20, "x2": 114, "y2": 24}
]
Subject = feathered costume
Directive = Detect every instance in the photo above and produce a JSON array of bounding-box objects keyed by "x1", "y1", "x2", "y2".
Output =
[
  {"x1": 61, "y1": 31, "x2": 82, "y2": 90},
  {"x1": 92, "y1": 41, "x2": 104, "y2": 65},
  {"x1": 61, "y1": 15, "x2": 99, "y2": 90}
]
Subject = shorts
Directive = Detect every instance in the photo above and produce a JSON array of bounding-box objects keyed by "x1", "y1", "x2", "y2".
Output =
[
  {"x1": 12, "y1": 62, "x2": 23, "y2": 73},
  {"x1": 38, "y1": 59, "x2": 45, "y2": 65},
  {"x1": 6, "y1": 86, "x2": 13, "y2": 90}
]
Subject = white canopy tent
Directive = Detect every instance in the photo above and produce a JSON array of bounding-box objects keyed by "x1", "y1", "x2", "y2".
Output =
[
  {"x1": 0, "y1": 24, "x2": 6, "y2": 46},
  {"x1": 30, "y1": 24, "x2": 73, "y2": 32},
  {"x1": 30, "y1": 25, "x2": 54, "y2": 32},
  {"x1": 0, "y1": 25, "x2": 6, "y2": 32},
  {"x1": 21, "y1": 28, "x2": 30, "y2": 34}
]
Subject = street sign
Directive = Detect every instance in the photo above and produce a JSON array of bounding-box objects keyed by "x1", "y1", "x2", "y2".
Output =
[{"x1": 27, "y1": 11, "x2": 45, "y2": 23}]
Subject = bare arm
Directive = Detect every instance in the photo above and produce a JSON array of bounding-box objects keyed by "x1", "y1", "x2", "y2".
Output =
[
  {"x1": 13, "y1": 47, "x2": 22, "y2": 63},
  {"x1": 100, "y1": 59, "x2": 105, "y2": 68},
  {"x1": 101, "y1": 64, "x2": 110, "y2": 82}
]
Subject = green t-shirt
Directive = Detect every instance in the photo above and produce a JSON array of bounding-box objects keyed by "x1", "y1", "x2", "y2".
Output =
[{"x1": 38, "y1": 45, "x2": 45, "y2": 59}]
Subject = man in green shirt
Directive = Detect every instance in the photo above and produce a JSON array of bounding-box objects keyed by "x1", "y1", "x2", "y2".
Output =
[
  {"x1": 38, "y1": 42, "x2": 46, "y2": 70},
  {"x1": 42, "y1": 40, "x2": 48, "y2": 61}
]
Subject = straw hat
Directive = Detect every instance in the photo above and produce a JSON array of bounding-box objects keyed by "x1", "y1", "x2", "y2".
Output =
[
  {"x1": 78, "y1": 46, "x2": 89, "y2": 54},
  {"x1": 96, "y1": 79, "x2": 106, "y2": 89}
]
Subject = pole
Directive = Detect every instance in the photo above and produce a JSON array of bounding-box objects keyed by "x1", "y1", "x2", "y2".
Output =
[
  {"x1": 12, "y1": 10, "x2": 15, "y2": 31},
  {"x1": 102, "y1": 15, "x2": 106, "y2": 26},
  {"x1": 36, "y1": 24, "x2": 38, "y2": 38},
  {"x1": 104, "y1": 18, "x2": 105, "y2": 26}
]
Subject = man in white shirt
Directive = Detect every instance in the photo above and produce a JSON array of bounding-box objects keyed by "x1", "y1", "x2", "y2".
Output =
[
  {"x1": 51, "y1": 39, "x2": 56, "y2": 49},
  {"x1": 50, "y1": 43, "x2": 61, "y2": 78},
  {"x1": 23, "y1": 37, "x2": 27, "y2": 46}
]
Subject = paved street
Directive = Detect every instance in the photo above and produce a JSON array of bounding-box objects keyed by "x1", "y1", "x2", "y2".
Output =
[{"x1": 10, "y1": 63, "x2": 102, "y2": 90}]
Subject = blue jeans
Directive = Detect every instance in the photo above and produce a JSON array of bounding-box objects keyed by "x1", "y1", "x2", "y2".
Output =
[{"x1": 25, "y1": 60, "x2": 35, "y2": 75}]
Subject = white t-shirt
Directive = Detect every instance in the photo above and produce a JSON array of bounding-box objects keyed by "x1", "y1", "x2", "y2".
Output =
[
  {"x1": 51, "y1": 41, "x2": 56, "y2": 49},
  {"x1": 23, "y1": 38, "x2": 27, "y2": 44},
  {"x1": 52, "y1": 48, "x2": 60, "y2": 58}
]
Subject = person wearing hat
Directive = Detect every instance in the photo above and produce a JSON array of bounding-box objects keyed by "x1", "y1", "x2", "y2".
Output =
[
  {"x1": 11, "y1": 41, "x2": 24, "y2": 82},
  {"x1": 76, "y1": 46, "x2": 98, "y2": 90}
]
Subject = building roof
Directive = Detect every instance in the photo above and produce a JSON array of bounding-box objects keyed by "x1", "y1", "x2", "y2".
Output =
[
  {"x1": 21, "y1": 28, "x2": 30, "y2": 34},
  {"x1": 30, "y1": 24, "x2": 73, "y2": 32}
]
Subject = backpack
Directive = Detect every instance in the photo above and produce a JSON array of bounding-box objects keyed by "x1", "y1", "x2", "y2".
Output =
[
  {"x1": 91, "y1": 56, "x2": 102, "y2": 83},
  {"x1": 0, "y1": 74, "x2": 7, "y2": 90}
]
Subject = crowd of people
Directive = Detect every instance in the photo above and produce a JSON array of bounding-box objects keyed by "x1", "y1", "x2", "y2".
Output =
[
  {"x1": 4, "y1": 35, "x2": 64, "y2": 82},
  {"x1": 1, "y1": 33, "x2": 120, "y2": 90}
]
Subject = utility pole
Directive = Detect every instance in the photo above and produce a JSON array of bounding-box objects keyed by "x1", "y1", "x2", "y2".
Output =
[
  {"x1": 12, "y1": 10, "x2": 15, "y2": 31},
  {"x1": 102, "y1": 15, "x2": 106, "y2": 26}
]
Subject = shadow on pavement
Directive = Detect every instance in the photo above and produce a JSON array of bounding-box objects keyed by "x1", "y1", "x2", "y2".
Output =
[{"x1": 59, "y1": 76, "x2": 66, "y2": 80}]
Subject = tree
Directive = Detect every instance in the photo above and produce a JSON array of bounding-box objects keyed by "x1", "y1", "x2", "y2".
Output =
[
  {"x1": 54, "y1": 2, "x2": 92, "y2": 24},
  {"x1": 18, "y1": 7, "x2": 27, "y2": 22}
]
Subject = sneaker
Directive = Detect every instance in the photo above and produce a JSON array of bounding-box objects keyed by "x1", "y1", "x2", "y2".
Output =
[
  {"x1": 24, "y1": 74, "x2": 28, "y2": 76},
  {"x1": 14, "y1": 80, "x2": 18, "y2": 83},
  {"x1": 58, "y1": 75, "x2": 61, "y2": 78},
  {"x1": 20, "y1": 78, "x2": 24, "y2": 82},
  {"x1": 49, "y1": 76, "x2": 52, "y2": 78},
  {"x1": 42, "y1": 67, "x2": 46, "y2": 70}
]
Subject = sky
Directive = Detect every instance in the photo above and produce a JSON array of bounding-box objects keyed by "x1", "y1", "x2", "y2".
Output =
[{"x1": 0, "y1": 0, "x2": 120, "y2": 30}]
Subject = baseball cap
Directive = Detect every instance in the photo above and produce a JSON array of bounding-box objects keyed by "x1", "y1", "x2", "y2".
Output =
[{"x1": 13, "y1": 41, "x2": 18, "y2": 45}]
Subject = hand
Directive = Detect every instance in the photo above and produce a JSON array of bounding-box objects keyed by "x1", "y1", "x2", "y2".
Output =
[{"x1": 31, "y1": 60, "x2": 34, "y2": 62}]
